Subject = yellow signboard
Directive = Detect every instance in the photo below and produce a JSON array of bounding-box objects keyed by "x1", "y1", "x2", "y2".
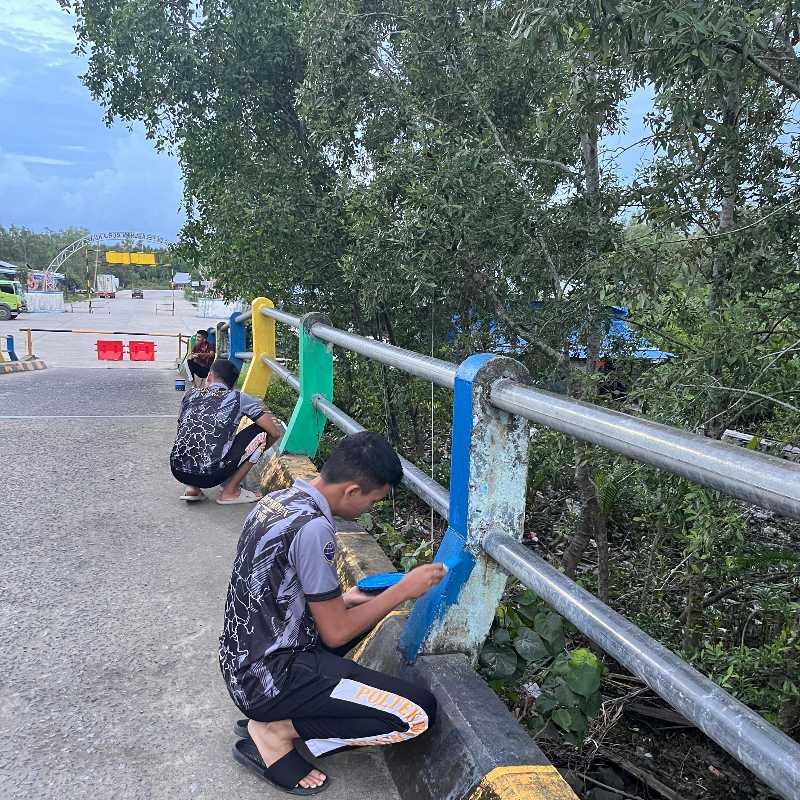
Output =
[
  {"x1": 105, "y1": 251, "x2": 157, "y2": 266},
  {"x1": 130, "y1": 252, "x2": 156, "y2": 265}
]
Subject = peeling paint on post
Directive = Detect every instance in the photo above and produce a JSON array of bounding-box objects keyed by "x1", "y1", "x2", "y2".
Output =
[
  {"x1": 279, "y1": 312, "x2": 334, "y2": 458},
  {"x1": 400, "y1": 353, "x2": 531, "y2": 664}
]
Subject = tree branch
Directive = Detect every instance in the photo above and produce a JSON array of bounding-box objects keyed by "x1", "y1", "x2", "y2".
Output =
[
  {"x1": 468, "y1": 270, "x2": 571, "y2": 367},
  {"x1": 723, "y1": 39, "x2": 800, "y2": 98}
]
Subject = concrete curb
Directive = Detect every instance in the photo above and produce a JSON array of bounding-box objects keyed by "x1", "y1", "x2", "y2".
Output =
[
  {"x1": 1, "y1": 359, "x2": 47, "y2": 374},
  {"x1": 256, "y1": 451, "x2": 578, "y2": 800}
]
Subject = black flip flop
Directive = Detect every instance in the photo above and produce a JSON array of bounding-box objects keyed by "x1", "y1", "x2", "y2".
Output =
[
  {"x1": 234, "y1": 718, "x2": 251, "y2": 739},
  {"x1": 232, "y1": 738, "x2": 329, "y2": 795}
]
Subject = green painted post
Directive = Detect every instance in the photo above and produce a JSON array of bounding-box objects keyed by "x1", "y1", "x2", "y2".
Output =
[{"x1": 279, "y1": 312, "x2": 334, "y2": 457}]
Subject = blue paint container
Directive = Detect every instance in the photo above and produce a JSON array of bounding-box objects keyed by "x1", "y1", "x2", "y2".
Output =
[{"x1": 175, "y1": 377, "x2": 186, "y2": 391}]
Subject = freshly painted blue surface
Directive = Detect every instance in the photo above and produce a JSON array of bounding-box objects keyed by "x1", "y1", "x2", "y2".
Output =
[
  {"x1": 399, "y1": 353, "x2": 494, "y2": 662},
  {"x1": 227, "y1": 311, "x2": 245, "y2": 370}
]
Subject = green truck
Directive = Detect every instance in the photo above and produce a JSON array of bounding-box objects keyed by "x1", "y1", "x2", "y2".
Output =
[{"x1": 0, "y1": 278, "x2": 27, "y2": 321}]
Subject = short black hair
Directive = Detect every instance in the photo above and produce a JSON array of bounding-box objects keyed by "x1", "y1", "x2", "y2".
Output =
[
  {"x1": 196, "y1": 329, "x2": 208, "y2": 338},
  {"x1": 320, "y1": 432, "x2": 403, "y2": 491},
  {"x1": 209, "y1": 358, "x2": 239, "y2": 389}
]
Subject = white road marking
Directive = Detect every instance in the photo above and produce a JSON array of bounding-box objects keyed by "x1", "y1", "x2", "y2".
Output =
[{"x1": 0, "y1": 414, "x2": 176, "y2": 419}]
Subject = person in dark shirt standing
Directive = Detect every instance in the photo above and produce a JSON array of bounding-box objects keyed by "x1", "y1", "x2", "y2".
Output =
[
  {"x1": 219, "y1": 432, "x2": 446, "y2": 794},
  {"x1": 186, "y1": 329, "x2": 215, "y2": 387},
  {"x1": 170, "y1": 358, "x2": 282, "y2": 504}
]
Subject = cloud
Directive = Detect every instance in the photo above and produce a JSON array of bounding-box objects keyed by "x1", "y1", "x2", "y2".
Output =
[
  {"x1": 10, "y1": 154, "x2": 73, "y2": 166},
  {"x1": 0, "y1": 130, "x2": 185, "y2": 244},
  {"x1": 0, "y1": 0, "x2": 76, "y2": 54}
]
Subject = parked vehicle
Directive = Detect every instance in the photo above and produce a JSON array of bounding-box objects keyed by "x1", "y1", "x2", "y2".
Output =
[
  {"x1": 95, "y1": 273, "x2": 119, "y2": 298},
  {"x1": 132, "y1": 288, "x2": 144, "y2": 299},
  {"x1": 0, "y1": 279, "x2": 27, "y2": 320}
]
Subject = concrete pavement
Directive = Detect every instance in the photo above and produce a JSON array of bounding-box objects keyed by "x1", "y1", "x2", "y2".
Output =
[
  {"x1": 0, "y1": 368, "x2": 399, "y2": 800},
  {"x1": 8, "y1": 289, "x2": 216, "y2": 368}
]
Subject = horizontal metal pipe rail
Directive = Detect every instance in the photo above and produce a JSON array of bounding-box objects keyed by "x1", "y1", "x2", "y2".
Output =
[
  {"x1": 484, "y1": 533, "x2": 800, "y2": 800},
  {"x1": 260, "y1": 353, "x2": 450, "y2": 519},
  {"x1": 235, "y1": 351, "x2": 253, "y2": 361},
  {"x1": 261, "y1": 307, "x2": 302, "y2": 328},
  {"x1": 258, "y1": 305, "x2": 800, "y2": 518},
  {"x1": 491, "y1": 380, "x2": 800, "y2": 519},
  {"x1": 261, "y1": 354, "x2": 300, "y2": 393}
]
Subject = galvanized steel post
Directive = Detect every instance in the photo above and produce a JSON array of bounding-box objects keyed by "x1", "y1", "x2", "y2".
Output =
[
  {"x1": 400, "y1": 353, "x2": 531, "y2": 664},
  {"x1": 227, "y1": 311, "x2": 246, "y2": 371},
  {"x1": 240, "y1": 297, "x2": 276, "y2": 398},
  {"x1": 279, "y1": 313, "x2": 334, "y2": 458}
]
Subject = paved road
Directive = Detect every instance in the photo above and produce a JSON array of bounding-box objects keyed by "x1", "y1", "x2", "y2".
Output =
[
  {"x1": 0, "y1": 365, "x2": 398, "y2": 795},
  {"x1": 7, "y1": 289, "x2": 216, "y2": 368}
]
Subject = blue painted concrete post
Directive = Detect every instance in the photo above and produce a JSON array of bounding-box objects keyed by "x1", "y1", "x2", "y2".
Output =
[
  {"x1": 228, "y1": 311, "x2": 245, "y2": 370},
  {"x1": 400, "y1": 354, "x2": 531, "y2": 664},
  {"x1": 5, "y1": 335, "x2": 18, "y2": 361}
]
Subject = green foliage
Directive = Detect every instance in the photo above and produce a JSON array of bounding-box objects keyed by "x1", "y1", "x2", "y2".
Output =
[
  {"x1": 359, "y1": 516, "x2": 434, "y2": 572},
  {"x1": 480, "y1": 589, "x2": 604, "y2": 745}
]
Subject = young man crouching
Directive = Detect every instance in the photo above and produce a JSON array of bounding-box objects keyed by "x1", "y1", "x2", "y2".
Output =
[{"x1": 219, "y1": 431, "x2": 446, "y2": 794}]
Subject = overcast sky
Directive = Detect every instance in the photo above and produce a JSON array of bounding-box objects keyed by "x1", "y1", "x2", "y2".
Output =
[{"x1": 0, "y1": 0, "x2": 185, "y2": 240}]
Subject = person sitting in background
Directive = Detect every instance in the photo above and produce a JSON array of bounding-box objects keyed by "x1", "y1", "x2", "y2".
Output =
[
  {"x1": 170, "y1": 358, "x2": 282, "y2": 505},
  {"x1": 186, "y1": 329, "x2": 215, "y2": 387}
]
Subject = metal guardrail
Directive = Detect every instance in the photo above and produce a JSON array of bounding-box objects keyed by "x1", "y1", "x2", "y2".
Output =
[
  {"x1": 484, "y1": 533, "x2": 800, "y2": 799},
  {"x1": 258, "y1": 306, "x2": 800, "y2": 518},
  {"x1": 246, "y1": 303, "x2": 800, "y2": 799}
]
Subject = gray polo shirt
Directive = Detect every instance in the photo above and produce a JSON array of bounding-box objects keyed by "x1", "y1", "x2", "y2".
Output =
[{"x1": 219, "y1": 480, "x2": 342, "y2": 709}]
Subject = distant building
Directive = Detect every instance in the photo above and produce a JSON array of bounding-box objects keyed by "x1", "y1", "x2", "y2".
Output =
[{"x1": 0, "y1": 260, "x2": 20, "y2": 277}]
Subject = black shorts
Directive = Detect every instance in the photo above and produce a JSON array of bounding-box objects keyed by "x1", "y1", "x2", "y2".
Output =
[
  {"x1": 239, "y1": 646, "x2": 437, "y2": 758},
  {"x1": 171, "y1": 424, "x2": 264, "y2": 488},
  {"x1": 188, "y1": 360, "x2": 211, "y2": 379}
]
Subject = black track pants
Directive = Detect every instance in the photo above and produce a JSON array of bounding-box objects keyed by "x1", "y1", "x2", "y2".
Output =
[{"x1": 244, "y1": 648, "x2": 437, "y2": 758}]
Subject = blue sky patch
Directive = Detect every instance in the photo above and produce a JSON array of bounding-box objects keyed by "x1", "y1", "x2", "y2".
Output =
[{"x1": 0, "y1": 1, "x2": 185, "y2": 242}]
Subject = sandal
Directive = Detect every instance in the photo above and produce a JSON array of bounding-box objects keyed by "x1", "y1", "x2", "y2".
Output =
[
  {"x1": 180, "y1": 490, "x2": 206, "y2": 502},
  {"x1": 232, "y1": 738, "x2": 329, "y2": 795},
  {"x1": 216, "y1": 488, "x2": 262, "y2": 505}
]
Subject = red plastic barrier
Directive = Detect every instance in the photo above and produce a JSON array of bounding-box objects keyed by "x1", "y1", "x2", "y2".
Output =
[
  {"x1": 96, "y1": 340, "x2": 124, "y2": 361},
  {"x1": 128, "y1": 340, "x2": 156, "y2": 361}
]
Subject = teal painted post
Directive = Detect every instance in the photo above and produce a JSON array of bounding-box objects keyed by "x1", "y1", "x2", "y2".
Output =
[
  {"x1": 279, "y1": 312, "x2": 334, "y2": 458},
  {"x1": 400, "y1": 354, "x2": 531, "y2": 664}
]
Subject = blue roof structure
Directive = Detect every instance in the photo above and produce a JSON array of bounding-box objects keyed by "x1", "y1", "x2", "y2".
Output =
[
  {"x1": 450, "y1": 305, "x2": 672, "y2": 362},
  {"x1": 570, "y1": 306, "x2": 672, "y2": 361}
]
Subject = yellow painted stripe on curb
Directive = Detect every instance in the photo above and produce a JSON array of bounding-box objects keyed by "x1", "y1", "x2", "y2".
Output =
[
  {"x1": 468, "y1": 765, "x2": 579, "y2": 800},
  {"x1": 351, "y1": 609, "x2": 409, "y2": 663},
  {"x1": 0, "y1": 360, "x2": 47, "y2": 373}
]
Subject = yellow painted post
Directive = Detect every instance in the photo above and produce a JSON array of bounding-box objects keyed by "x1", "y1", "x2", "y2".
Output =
[
  {"x1": 26, "y1": 329, "x2": 33, "y2": 358},
  {"x1": 240, "y1": 297, "x2": 276, "y2": 398}
]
